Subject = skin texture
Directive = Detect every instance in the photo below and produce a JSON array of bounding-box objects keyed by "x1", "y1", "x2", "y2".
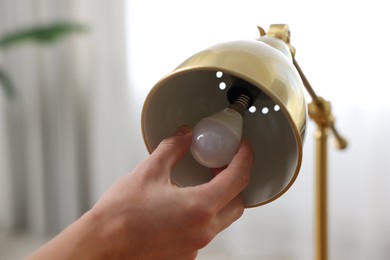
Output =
[{"x1": 27, "y1": 125, "x2": 253, "y2": 260}]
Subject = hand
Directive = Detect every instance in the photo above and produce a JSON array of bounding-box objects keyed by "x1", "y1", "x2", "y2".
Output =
[{"x1": 28, "y1": 125, "x2": 253, "y2": 260}]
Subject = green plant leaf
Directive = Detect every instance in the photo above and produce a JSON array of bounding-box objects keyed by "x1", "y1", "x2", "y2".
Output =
[
  {"x1": 0, "y1": 68, "x2": 14, "y2": 98},
  {"x1": 0, "y1": 22, "x2": 87, "y2": 48}
]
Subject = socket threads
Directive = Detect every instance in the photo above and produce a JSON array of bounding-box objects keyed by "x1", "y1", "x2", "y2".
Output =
[{"x1": 229, "y1": 94, "x2": 251, "y2": 116}]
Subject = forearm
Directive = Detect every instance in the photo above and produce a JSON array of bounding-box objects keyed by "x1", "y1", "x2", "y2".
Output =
[
  {"x1": 27, "y1": 210, "x2": 111, "y2": 260},
  {"x1": 26, "y1": 126, "x2": 253, "y2": 259}
]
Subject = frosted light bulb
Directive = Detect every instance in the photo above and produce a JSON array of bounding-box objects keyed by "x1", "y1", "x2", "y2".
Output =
[{"x1": 190, "y1": 94, "x2": 251, "y2": 168}]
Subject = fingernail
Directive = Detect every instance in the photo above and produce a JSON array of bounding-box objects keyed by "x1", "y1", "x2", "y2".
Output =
[
  {"x1": 241, "y1": 138, "x2": 253, "y2": 149},
  {"x1": 175, "y1": 125, "x2": 192, "y2": 136}
]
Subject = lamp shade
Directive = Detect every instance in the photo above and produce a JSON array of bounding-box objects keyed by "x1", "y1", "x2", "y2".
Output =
[{"x1": 141, "y1": 33, "x2": 307, "y2": 207}]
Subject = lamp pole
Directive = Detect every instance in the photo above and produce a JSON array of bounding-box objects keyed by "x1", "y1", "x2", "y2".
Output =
[
  {"x1": 259, "y1": 24, "x2": 347, "y2": 260},
  {"x1": 315, "y1": 124, "x2": 328, "y2": 260},
  {"x1": 294, "y1": 62, "x2": 347, "y2": 260},
  {"x1": 309, "y1": 98, "x2": 331, "y2": 260},
  {"x1": 266, "y1": 24, "x2": 347, "y2": 260}
]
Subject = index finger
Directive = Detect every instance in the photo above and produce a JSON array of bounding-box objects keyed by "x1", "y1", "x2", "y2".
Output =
[{"x1": 197, "y1": 139, "x2": 253, "y2": 210}]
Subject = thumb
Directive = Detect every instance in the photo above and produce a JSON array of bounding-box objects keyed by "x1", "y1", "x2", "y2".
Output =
[{"x1": 149, "y1": 125, "x2": 192, "y2": 173}]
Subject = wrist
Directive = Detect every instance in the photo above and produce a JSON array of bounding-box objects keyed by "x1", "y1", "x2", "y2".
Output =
[
  {"x1": 85, "y1": 205, "x2": 141, "y2": 259},
  {"x1": 77, "y1": 209, "x2": 113, "y2": 259}
]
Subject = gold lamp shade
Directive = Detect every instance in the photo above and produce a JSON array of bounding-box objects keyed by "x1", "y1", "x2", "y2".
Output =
[{"x1": 142, "y1": 26, "x2": 307, "y2": 207}]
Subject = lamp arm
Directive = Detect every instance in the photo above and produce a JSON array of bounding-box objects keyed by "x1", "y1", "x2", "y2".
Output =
[
  {"x1": 263, "y1": 24, "x2": 347, "y2": 260},
  {"x1": 261, "y1": 24, "x2": 347, "y2": 149},
  {"x1": 292, "y1": 57, "x2": 347, "y2": 150},
  {"x1": 293, "y1": 55, "x2": 347, "y2": 260},
  {"x1": 262, "y1": 24, "x2": 347, "y2": 149},
  {"x1": 292, "y1": 57, "x2": 320, "y2": 103}
]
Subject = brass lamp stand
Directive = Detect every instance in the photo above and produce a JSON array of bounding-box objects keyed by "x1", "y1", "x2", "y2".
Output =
[
  {"x1": 143, "y1": 23, "x2": 347, "y2": 260},
  {"x1": 267, "y1": 25, "x2": 348, "y2": 260},
  {"x1": 297, "y1": 63, "x2": 347, "y2": 260}
]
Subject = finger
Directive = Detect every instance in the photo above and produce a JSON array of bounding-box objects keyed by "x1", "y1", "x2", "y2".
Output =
[
  {"x1": 197, "y1": 139, "x2": 253, "y2": 210},
  {"x1": 177, "y1": 250, "x2": 198, "y2": 260},
  {"x1": 148, "y1": 125, "x2": 192, "y2": 178},
  {"x1": 210, "y1": 166, "x2": 225, "y2": 177},
  {"x1": 213, "y1": 195, "x2": 245, "y2": 233}
]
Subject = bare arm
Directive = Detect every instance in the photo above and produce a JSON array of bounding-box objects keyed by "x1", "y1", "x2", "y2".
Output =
[{"x1": 27, "y1": 125, "x2": 253, "y2": 259}]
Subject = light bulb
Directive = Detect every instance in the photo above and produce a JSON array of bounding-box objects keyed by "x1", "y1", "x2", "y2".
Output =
[{"x1": 190, "y1": 94, "x2": 251, "y2": 168}]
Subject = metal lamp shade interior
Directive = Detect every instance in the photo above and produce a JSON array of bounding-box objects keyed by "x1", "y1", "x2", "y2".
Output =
[{"x1": 142, "y1": 38, "x2": 307, "y2": 207}]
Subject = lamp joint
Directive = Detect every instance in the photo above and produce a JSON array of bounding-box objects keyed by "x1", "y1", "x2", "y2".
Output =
[
  {"x1": 265, "y1": 24, "x2": 296, "y2": 56},
  {"x1": 308, "y1": 97, "x2": 348, "y2": 150},
  {"x1": 308, "y1": 97, "x2": 331, "y2": 127}
]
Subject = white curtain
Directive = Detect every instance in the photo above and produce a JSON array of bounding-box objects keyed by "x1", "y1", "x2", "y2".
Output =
[
  {"x1": 2, "y1": 1, "x2": 390, "y2": 259},
  {"x1": 0, "y1": 0, "x2": 135, "y2": 235}
]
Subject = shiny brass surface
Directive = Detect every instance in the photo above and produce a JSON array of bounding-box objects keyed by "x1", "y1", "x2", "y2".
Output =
[
  {"x1": 269, "y1": 24, "x2": 347, "y2": 260},
  {"x1": 267, "y1": 24, "x2": 296, "y2": 56},
  {"x1": 307, "y1": 97, "x2": 347, "y2": 260},
  {"x1": 293, "y1": 58, "x2": 319, "y2": 103},
  {"x1": 315, "y1": 125, "x2": 329, "y2": 260},
  {"x1": 308, "y1": 97, "x2": 331, "y2": 126},
  {"x1": 308, "y1": 97, "x2": 348, "y2": 150},
  {"x1": 142, "y1": 25, "x2": 347, "y2": 259},
  {"x1": 293, "y1": 53, "x2": 347, "y2": 149},
  {"x1": 257, "y1": 26, "x2": 266, "y2": 37},
  {"x1": 267, "y1": 24, "x2": 291, "y2": 44},
  {"x1": 142, "y1": 24, "x2": 307, "y2": 207},
  {"x1": 173, "y1": 39, "x2": 307, "y2": 134},
  {"x1": 293, "y1": 35, "x2": 345, "y2": 260}
]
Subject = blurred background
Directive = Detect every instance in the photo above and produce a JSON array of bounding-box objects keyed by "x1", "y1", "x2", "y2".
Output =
[{"x1": 0, "y1": 0, "x2": 389, "y2": 259}]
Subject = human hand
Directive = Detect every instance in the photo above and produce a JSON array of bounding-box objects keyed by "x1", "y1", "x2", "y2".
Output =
[
  {"x1": 90, "y1": 125, "x2": 253, "y2": 259},
  {"x1": 27, "y1": 125, "x2": 253, "y2": 260}
]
